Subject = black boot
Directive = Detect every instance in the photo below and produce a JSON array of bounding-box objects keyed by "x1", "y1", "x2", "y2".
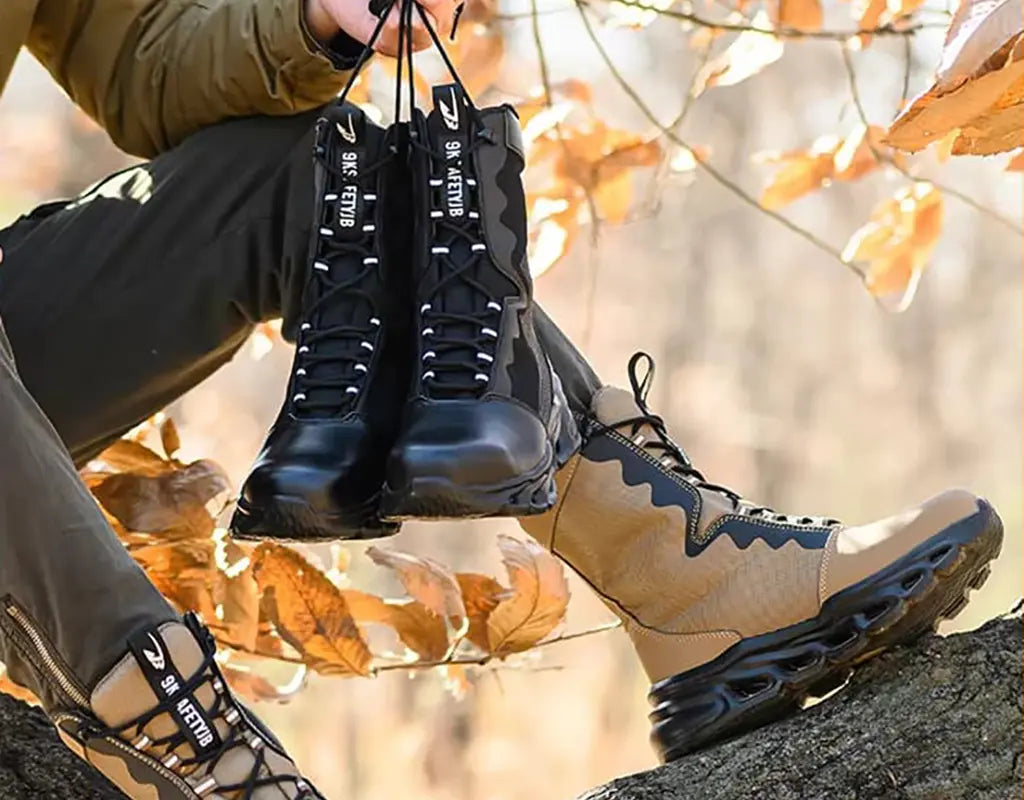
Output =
[
  {"x1": 232, "y1": 102, "x2": 408, "y2": 541},
  {"x1": 380, "y1": 84, "x2": 580, "y2": 521}
]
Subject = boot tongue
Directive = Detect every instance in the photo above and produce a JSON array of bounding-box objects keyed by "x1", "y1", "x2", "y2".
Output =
[
  {"x1": 423, "y1": 86, "x2": 516, "y2": 396},
  {"x1": 591, "y1": 386, "x2": 644, "y2": 428},
  {"x1": 302, "y1": 103, "x2": 381, "y2": 413},
  {"x1": 91, "y1": 621, "x2": 304, "y2": 798}
]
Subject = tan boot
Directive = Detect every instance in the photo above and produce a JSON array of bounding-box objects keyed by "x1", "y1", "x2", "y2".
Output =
[
  {"x1": 52, "y1": 613, "x2": 322, "y2": 799},
  {"x1": 520, "y1": 353, "x2": 1002, "y2": 762}
]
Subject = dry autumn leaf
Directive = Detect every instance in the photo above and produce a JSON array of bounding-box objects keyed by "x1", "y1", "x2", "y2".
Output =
[
  {"x1": 221, "y1": 662, "x2": 307, "y2": 704},
  {"x1": 772, "y1": 0, "x2": 823, "y2": 31},
  {"x1": 96, "y1": 439, "x2": 172, "y2": 476},
  {"x1": 343, "y1": 589, "x2": 450, "y2": 661},
  {"x1": 92, "y1": 459, "x2": 230, "y2": 539},
  {"x1": 1006, "y1": 149, "x2": 1024, "y2": 169},
  {"x1": 486, "y1": 536, "x2": 570, "y2": 657},
  {"x1": 366, "y1": 546, "x2": 466, "y2": 628},
  {"x1": 455, "y1": 573, "x2": 510, "y2": 651},
  {"x1": 757, "y1": 125, "x2": 892, "y2": 209},
  {"x1": 886, "y1": 0, "x2": 1024, "y2": 154},
  {"x1": 843, "y1": 182, "x2": 944, "y2": 310},
  {"x1": 696, "y1": 12, "x2": 785, "y2": 95},
  {"x1": 252, "y1": 543, "x2": 372, "y2": 676},
  {"x1": 160, "y1": 417, "x2": 181, "y2": 459}
]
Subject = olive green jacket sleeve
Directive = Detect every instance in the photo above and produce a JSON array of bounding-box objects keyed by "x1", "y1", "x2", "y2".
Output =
[{"x1": 27, "y1": 0, "x2": 357, "y2": 158}]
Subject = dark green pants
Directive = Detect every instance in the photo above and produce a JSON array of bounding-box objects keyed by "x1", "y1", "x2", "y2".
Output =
[{"x1": 0, "y1": 108, "x2": 600, "y2": 705}]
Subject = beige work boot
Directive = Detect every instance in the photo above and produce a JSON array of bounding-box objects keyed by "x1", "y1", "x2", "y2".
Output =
[
  {"x1": 520, "y1": 353, "x2": 1003, "y2": 762},
  {"x1": 52, "y1": 612, "x2": 323, "y2": 799}
]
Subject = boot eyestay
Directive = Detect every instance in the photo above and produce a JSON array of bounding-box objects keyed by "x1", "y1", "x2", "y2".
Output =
[
  {"x1": 587, "y1": 351, "x2": 840, "y2": 526},
  {"x1": 85, "y1": 614, "x2": 317, "y2": 799}
]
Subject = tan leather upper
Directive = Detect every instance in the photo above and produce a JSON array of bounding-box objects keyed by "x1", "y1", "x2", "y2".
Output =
[
  {"x1": 2, "y1": 0, "x2": 349, "y2": 158},
  {"x1": 81, "y1": 621, "x2": 307, "y2": 799},
  {"x1": 521, "y1": 386, "x2": 981, "y2": 682}
]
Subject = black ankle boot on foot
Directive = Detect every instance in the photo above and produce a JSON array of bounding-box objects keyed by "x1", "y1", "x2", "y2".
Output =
[
  {"x1": 232, "y1": 102, "x2": 407, "y2": 541},
  {"x1": 380, "y1": 84, "x2": 579, "y2": 521}
]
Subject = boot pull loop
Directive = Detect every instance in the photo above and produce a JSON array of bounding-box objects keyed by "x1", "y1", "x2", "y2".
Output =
[
  {"x1": 410, "y1": 1, "x2": 491, "y2": 137},
  {"x1": 627, "y1": 351, "x2": 656, "y2": 415}
]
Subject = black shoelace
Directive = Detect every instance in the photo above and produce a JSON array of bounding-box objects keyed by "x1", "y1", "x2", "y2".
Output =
[
  {"x1": 413, "y1": 133, "x2": 504, "y2": 397},
  {"x1": 87, "y1": 617, "x2": 317, "y2": 798},
  {"x1": 328, "y1": 0, "x2": 505, "y2": 399},
  {"x1": 592, "y1": 352, "x2": 838, "y2": 526}
]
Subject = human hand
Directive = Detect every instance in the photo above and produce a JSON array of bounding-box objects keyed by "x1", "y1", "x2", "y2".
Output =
[{"x1": 305, "y1": 0, "x2": 462, "y2": 56}]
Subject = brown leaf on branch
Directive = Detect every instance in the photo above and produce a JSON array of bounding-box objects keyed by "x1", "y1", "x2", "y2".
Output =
[
  {"x1": 343, "y1": 589, "x2": 450, "y2": 661},
  {"x1": 456, "y1": 573, "x2": 510, "y2": 651},
  {"x1": 771, "y1": 0, "x2": 823, "y2": 31},
  {"x1": 853, "y1": 0, "x2": 925, "y2": 47},
  {"x1": 756, "y1": 125, "x2": 891, "y2": 209},
  {"x1": 220, "y1": 662, "x2": 307, "y2": 704},
  {"x1": 159, "y1": 417, "x2": 181, "y2": 459},
  {"x1": 695, "y1": 12, "x2": 785, "y2": 95},
  {"x1": 486, "y1": 536, "x2": 570, "y2": 656},
  {"x1": 842, "y1": 182, "x2": 944, "y2": 310},
  {"x1": 886, "y1": 0, "x2": 1024, "y2": 154},
  {"x1": 91, "y1": 459, "x2": 229, "y2": 540},
  {"x1": 252, "y1": 543, "x2": 372, "y2": 676},
  {"x1": 366, "y1": 546, "x2": 466, "y2": 626},
  {"x1": 96, "y1": 439, "x2": 172, "y2": 476}
]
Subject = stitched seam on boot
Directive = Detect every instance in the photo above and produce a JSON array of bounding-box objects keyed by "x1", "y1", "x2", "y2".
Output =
[
  {"x1": 818, "y1": 528, "x2": 841, "y2": 606},
  {"x1": 548, "y1": 454, "x2": 583, "y2": 556}
]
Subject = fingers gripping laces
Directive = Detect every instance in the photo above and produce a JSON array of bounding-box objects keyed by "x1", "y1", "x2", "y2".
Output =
[
  {"x1": 87, "y1": 619, "x2": 316, "y2": 798},
  {"x1": 593, "y1": 352, "x2": 838, "y2": 527}
]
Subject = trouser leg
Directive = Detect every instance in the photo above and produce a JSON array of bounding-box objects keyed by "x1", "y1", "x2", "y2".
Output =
[
  {"x1": 0, "y1": 109, "x2": 602, "y2": 469},
  {"x1": 0, "y1": 317, "x2": 176, "y2": 710}
]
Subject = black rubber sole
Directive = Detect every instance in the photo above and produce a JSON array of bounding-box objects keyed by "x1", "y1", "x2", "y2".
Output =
[
  {"x1": 379, "y1": 389, "x2": 581, "y2": 521},
  {"x1": 648, "y1": 499, "x2": 1003, "y2": 762},
  {"x1": 230, "y1": 492, "x2": 400, "y2": 543}
]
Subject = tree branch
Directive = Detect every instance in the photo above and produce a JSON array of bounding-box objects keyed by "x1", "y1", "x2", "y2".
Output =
[
  {"x1": 840, "y1": 43, "x2": 1024, "y2": 236},
  {"x1": 498, "y1": 0, "x2": 944, "y2": 40},
  {"x1": 572, "y1": 0, "x2": 863, "y2": 277},
  {"x1": 370, "y1": 619, "x2": 623, "y2": 674}
]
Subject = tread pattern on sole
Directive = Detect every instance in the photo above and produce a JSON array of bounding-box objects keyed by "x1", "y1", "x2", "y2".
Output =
[{"x1": 647, "y1": 501, "x2": 1003, "y2": 763}]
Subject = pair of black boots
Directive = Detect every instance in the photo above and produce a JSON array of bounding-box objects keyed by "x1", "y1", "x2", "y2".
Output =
[{"x1": 230, "y1": 84, "x2": 579, "y2": 541}]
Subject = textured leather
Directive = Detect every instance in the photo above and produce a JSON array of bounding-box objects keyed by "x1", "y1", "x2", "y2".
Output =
[
  {"x1": 521, "y1": 385, "x2": 982, "y2": 682},
  {"x1": 64, "y1": 620, "x2": 315, "y2": 799}
]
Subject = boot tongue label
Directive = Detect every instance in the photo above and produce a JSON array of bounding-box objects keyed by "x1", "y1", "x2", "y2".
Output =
[
  {"x1": 127, "y1": 626, "x2": 222, "y2": 760},
  {"x1": 330, "y1": 109, "x2": 367, "y2": 242},
  {"x1": 432, "y1": 84, "x2": 470, "y2": 220}
]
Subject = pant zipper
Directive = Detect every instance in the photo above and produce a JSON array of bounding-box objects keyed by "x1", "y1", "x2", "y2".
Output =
[{"x1": 4, "y1": 600, "x2": 90, "y2": 708}]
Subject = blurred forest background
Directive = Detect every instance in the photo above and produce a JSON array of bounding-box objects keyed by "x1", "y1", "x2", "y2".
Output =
[{"x1": 0, "y1": 0, "x2": 1021, "y2": 796}]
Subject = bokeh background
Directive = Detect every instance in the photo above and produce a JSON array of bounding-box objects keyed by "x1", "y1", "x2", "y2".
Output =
[{"x1": 1, "y1": 1, "x2": 1020, "y2": 797}]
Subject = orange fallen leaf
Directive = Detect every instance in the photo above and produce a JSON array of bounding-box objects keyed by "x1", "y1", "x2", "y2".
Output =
[
  {"x1": 253, "y1": 544, "x2": 372, "y2": 676},
  {"x1": 486, "y1": 536, "x2": 570, "y2": 656}
]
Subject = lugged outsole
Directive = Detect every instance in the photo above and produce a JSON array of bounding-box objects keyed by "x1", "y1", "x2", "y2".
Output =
[
  {"x1": 647, "y1": 499, "x2": 1003, "y2": 763},
  {"x1": 230, "y1": 493, "x2": 400, "y2": 543},
  {"x1": 380, "y1": 383, "x2": 581, "y2": 521}
]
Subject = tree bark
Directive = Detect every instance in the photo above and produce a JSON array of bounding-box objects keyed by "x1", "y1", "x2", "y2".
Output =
[
  {"x1": 0, "y1": 617, "x2": 1019, "y2": 799},
  {"x1": 582, "y1": 616, "x2": 1022, "y2": 800}
]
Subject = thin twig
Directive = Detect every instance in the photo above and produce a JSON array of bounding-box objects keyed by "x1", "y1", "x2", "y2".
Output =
[
  {"x1": 840, "y1": 44, "x2": 1023, "y2": 236},
  {"x1": 573, "y1": 0, "x2": 860, "y2": 275},
  {"x1": 497, "y1": 0, "x2": 942, "y2": 39},
  {"x1": 370, "y1": 619, "x2": 623, "y2": 674}
]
